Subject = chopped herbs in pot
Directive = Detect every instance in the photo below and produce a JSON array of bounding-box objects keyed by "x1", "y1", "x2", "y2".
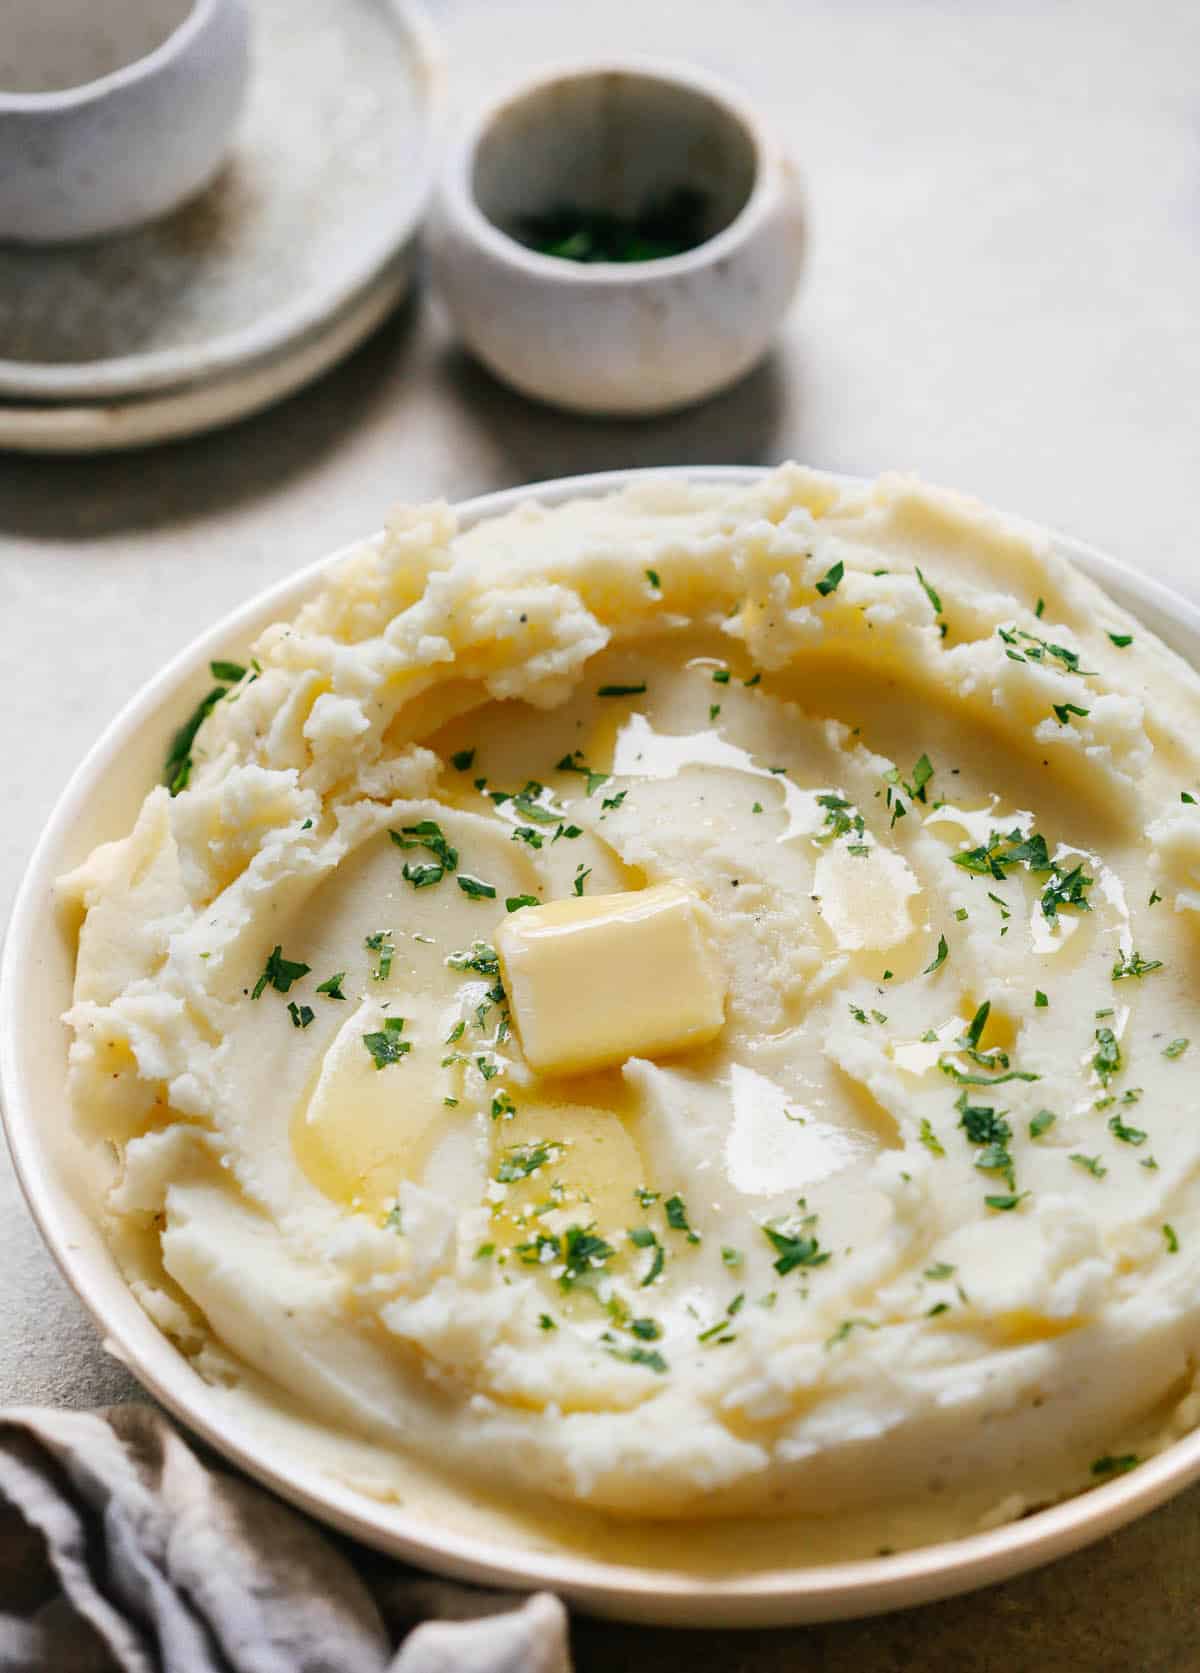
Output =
[{"x1": 516, "y1": 187, "x2": 710, "y2": 264}]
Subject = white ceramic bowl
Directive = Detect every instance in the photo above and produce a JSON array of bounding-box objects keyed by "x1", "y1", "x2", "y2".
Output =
[
  {"x1": 429, "y1": 63, "x2": 806, "y2": 416},
  {"x1": 0, "y1": 0, "x2": 250, "y2": 243},
  {"x1": 5, "y1": 468, "x2": 1200, "y2": 1627}
]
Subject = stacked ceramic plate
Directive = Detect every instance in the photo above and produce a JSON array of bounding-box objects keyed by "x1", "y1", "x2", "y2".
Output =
[{"x1": 0, "y1": 0, "x2": 441, "y2": 453}]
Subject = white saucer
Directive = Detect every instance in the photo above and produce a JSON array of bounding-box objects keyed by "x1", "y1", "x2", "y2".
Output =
[{"x1": 0, "y1": 0, "x2": 440, "y2": 449}]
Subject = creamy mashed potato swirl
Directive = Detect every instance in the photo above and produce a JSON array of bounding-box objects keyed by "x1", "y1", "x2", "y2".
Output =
[{"x1": 61, "y1": 469, "x2": 1200, "y2": 1545}]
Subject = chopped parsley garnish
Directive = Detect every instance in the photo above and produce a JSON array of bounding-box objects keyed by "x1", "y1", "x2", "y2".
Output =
[
  {"x1": 1052, "y1": 702, "x2": 1090, "y2": 725},
  {"x1": 490, "y1": 1090, "x2": 516, "y2": 1120},
  {"x1": 553, "y1": 822, "x2": 584, "y2": 841},
  {"x1": 506, "y1": 894, "x2": 538, "y2": 912},
  {"x1": 512, "y1": 825, "x2": 544, "y2": 849},
  {"x1": 907, "y1": 753, "x2": 934, "y2": 802},
  {"x1": 849, "y1": 1004, "x2": 869, "y2": 1025},
  {"x1": 365, "y1": 931, "x2": 394, "y2": 981},
  {"x1": 665, "y1": 1194, "x2": 700, "y2": 1243},
  {"x1": 628, "y1": 1226, "x2": 665, "y2": 1287},
  {"x1": 709, "y1": 703, "x2": 721, "y2": 722},
  {"x1": 1107, "y1": 1115, "x2": 1146, "y2": 1146},
  {"x1": 457, "y1": 874, "x2": 496, "y2": 900},
  {"x1": 538, "y1": 1313, "x2": 556, "y2": 1330},
  {"x1": 985, "y1": 1192, "x2": 1029, "y2": 1212},
  {"x1": 950, "y1": 826, "x2": 1094, "y2": 923},
  {"x1": 721, "y1": 1245, "x2": 743, "y2": 1267},
  {"x1": 924, "y1": 1262, "x2": 956, "y2": 1281},
  {"x1": 1070, "y1": 1153, "x2": 1107, "y2": 1179},
  {"x1": 815, "y1": 792, "x2": 865, "y2": 845},
  {"x1": 630, "y1": 1317, "x2": 663, "y2": 1341},
  {"x1": 391, "y1": 820, "x2": 458, "y2": 875},
  {"x1": 997, "y1": 625, "x2": 1095, "y2": 675},
  {"x1": 923, "y1": 934, "x2": 949, "y2": 975},
  {"x1": 1111, "y1": 950, "x2": 1163, "y2": 980},
  {"x1": 1107, "y1": 632, "x2": 1133, "y2": 648},
  {"x1": 919, "y1": 1118, "x2": 945, "y2": 1157},
  {"x1": 1029, "y1": 1109, "x2": 1057, "y2": 1138},
  {"x1": 209, "y1": 659, "x2": 247, "y2": 684},
  {"x1": 1164, "y1": 1224, "x2": 1180, "y2": 1254},
  {"x1": 555, "y1": 751, "x2": 608, "y2": 795},
  {"x1": 1164, "y1": 1038, "x2": 1189, "y2": 1059},
  {"x1": 315, "y1": 972, "x2": 346, "y2": 1000},
  {"x1": 815, "y1": 560, "x2": 844, "y2": 596},
  {"x1": 1091, "y1": 1454, "x2": 1137, "y2": 1478},
  {"x1": 1035, "y1": 990, "x2": 1048, "y2": 1008},
  {"x1": 287, "y1": 1002, "x2": 314, "y2": 1029},
  {"x1": 825, "y1": 1316, "x2": 877, "y2": 1349},
  {"x1": 451, "y1": 748, "x2": 476, "y2": 771},
  {"x1": 597, "y1": 683, "x2": 647, "y2": 697},
  {"x1": 251, "y1": 945, "x2": 311, "y2": 1000},
  {"x1": 762, "y1": 1210, "x2": 830, "y2": 1275},
  {"x1": 1091, "y1": 1017, "x2": 1117, "y2": 1084},
  {"x1": 573, "y1": 866, "x2": 592, "y2": 896},
  {"x1": 496, "y1": 1141, "x2": 561, "y2": 1182},
  {"x1": 363, "y1": 1016, "x2": 410, "y2": 1069},
  {"x1": 402, "y1": 861, "x2": 444, "y2": 888},
  {"x1": 646, "y1": 569, "x2": 661, "y2": 591},
  {"x1": 915, "y1": 565, "x2": 942, "y2": 616},
  {"x1": 383, "y1": 1205, "x2": 404, "y2": 1232},
  {"x1": 612, "y1": 1345, "x2": 669, "y2": 1373},
  {"x1": 560, "y1": 1225, "x2": 615, "y2": 1289},
  {"x1": 744, "y1": 672, "x2": 761, "y2": 687},
  {"x1": 163, "y1": 663, "x2": 248, "y2": 794},
  {"x1": 634, "y1": 1187, "x2": 660, "y2": 1206}
]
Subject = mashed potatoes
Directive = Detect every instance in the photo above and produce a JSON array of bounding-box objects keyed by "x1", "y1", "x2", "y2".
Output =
[{"x1": 60, "y1": 468, "x2": 1200, "y2": 1549}]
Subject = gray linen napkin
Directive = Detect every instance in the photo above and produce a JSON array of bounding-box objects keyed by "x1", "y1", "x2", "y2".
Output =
[{"x1": 0, "y1": 1405, "x2": 571, "y2": 1673}]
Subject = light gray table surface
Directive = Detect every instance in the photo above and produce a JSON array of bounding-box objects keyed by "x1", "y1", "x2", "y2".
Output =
[{"x1": 2, "y1": 1, "x2": 1198, "y2": 1665}]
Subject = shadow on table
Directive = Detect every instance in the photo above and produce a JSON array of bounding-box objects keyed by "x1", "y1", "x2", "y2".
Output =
[
  {"x1": 0, "y1": 295, "x2": 423, "y2": 543},
  {"x1": 437, "y1": 340, "x2": 796, "y2": 484},
  {"x1": 569, "y1": 1479, "x2": 1200, "y2": 1673}
]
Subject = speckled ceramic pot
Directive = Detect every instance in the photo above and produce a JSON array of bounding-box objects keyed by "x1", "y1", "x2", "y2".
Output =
[
  {"x1": 429, "y1": 61, "x2": 807, "y2": 416},
  {"x1": 0, "y1": 0, "x2": 250, "y2": 243}
]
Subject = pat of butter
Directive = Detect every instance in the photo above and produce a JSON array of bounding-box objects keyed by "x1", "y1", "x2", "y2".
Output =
[{"x1": 496, "y1": 881, "x2": 726, "y2": 1077}]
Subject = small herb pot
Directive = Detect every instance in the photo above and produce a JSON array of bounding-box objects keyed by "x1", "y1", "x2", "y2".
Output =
[
  {"x1": 0, "y1": 0, "x2": 250, "y2": 244},
  {"x1": 429, "y1": 60, "x2": 807, "y2": 417}
]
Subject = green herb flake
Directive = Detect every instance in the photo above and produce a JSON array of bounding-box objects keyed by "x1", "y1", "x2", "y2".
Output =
[
  {"x1": 919, "y1": 1118, "x2": 946, "y2": 1157},
  {"x1": 709, "y1": 703, "x2": 721, "y2": 722},
  {"x1": 915, "y1": 565, "x2": 943, "y2": 615},
  {"x1": 984, "y1": 1192, "x2": 1029, "y2": 1212},
  {"x1": 538, "y1": 1313, "x2": 557, "y2": 1330},
  {"x1": 923, "y1": 934, "x2": 949, "y2": 975},
  {"x1": 457, "y1": 874, "x2": 497, "y2": 900},
  {"x1": 365, "y1": 931, "x2": 394, "y2": 982},
  {"x1": 1107, "y1": 1115, "x2": 1147, "y2": 1146},
  {"x1": 597, "y1": 683, "x2": 647, "y2": 697},
  {"x1": 1091, "y1": 1454, "x2": 1138, "y2": 1478},
  {"x1": 1070, "y1": 1153, "x2": 1107, "y2": 1179},
  {"x1": 251, "y1": 945, "x2": 311, "y2": 1000},
  {"x1": 363, "y1": 1017, "x2": 411, "y2": 1069},
  {"x1": 573, "y1": 866, "x2": 592, "y2": 896},
  {"x1": 315, "y1": 972, "x2": 346, "y2": 1000},
  {"x1": 383, "y1": 1205, "x2": 404, "y2": 1232},
  {"x1": 555, "y1": 752, "x2": 608, "y2": 795},
  {"x1": 1108, "y1": 632, "x2": 1133, "y2": 648},
  {"x1": 815, "y1": 560, "x2": 845, "y2": 597},
  {"x1": 496, "y1": 1141, "x2": 559, "y2": 1181},
  {"x1": 721, "y1": 1245, "x2": 743, "y2": 1267},
  {"x1": 390, "y1": 819, "x2": 459, "y2": 873},
  {"x1": 1093, "y1": 1026, "x2": 1121, "y2": 1086},
  {"x1": 1164, "y1": 1038, "x2": 1189, "y2": 1059},
  {"x1": 601, "y1": 789, "x2": 628, "y2": 812},
  {"x1": 451, "y1": 748, "x2": 476, "y2": 771},
  {"x1": 506, "y1": 894, "x2": 539, "y2": 912},
  {"x1": 646, "y1": 569, "x2": 661, "y2": 591},
  {"x1": 665, "y1": 1194, "x2": 701, "y2": 1244},
  {"x1": 1030, "y1": 1109, "x2": 1057, "y2": 1138},
  {"x1": 1053, "y1": 702, "x2": 1090, "y2": 725},
  {"x1": 1112, "y1": 950, "x2": 1163, "y2": 980},
  {"x1": 1035, "y1": 989, "x2": 1048, "y2": 1008},
  {"x1": 287, "y1": 1001, "x2": 314, "y2": 1029},
  {"x1": 924, "y1": 1262, "x2": 956, "y2": 1281},
  {"x1": 711, "y1": 668, "x2": 732, "y2": 685},
  {"x1": 763, "y1": 1216, "x2": 830, "y2": 1275}
]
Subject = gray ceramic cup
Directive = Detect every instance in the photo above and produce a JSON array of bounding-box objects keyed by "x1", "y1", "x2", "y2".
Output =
[{"x1": 0, "y1": 0, "x2": 251, "y2": 243}]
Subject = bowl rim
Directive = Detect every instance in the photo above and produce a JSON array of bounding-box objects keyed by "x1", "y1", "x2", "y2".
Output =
[
  {"x1": 0, "y1": 0, "x2": 219, "y2": 112},
  {"x1": 439, "y1": 56, "x2": 784, "y2": 286},
  {"x1": 0, "y1": 0, "x2": 443, "y2": 402},
  {"x1": 6, "y1": 464, "x2": 1200, "y2": 1627}
]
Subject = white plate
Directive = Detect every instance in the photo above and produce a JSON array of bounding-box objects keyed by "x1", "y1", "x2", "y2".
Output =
[
  {"x1": 0, "y1": 250, "x2": 411, "y2": 453},
  {"x1": 0, "y1": 0, "x2": 441, "y2": 406},
  {"x1": 5, "y1": 468, "x2": 1200, "y2": 1626}
]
